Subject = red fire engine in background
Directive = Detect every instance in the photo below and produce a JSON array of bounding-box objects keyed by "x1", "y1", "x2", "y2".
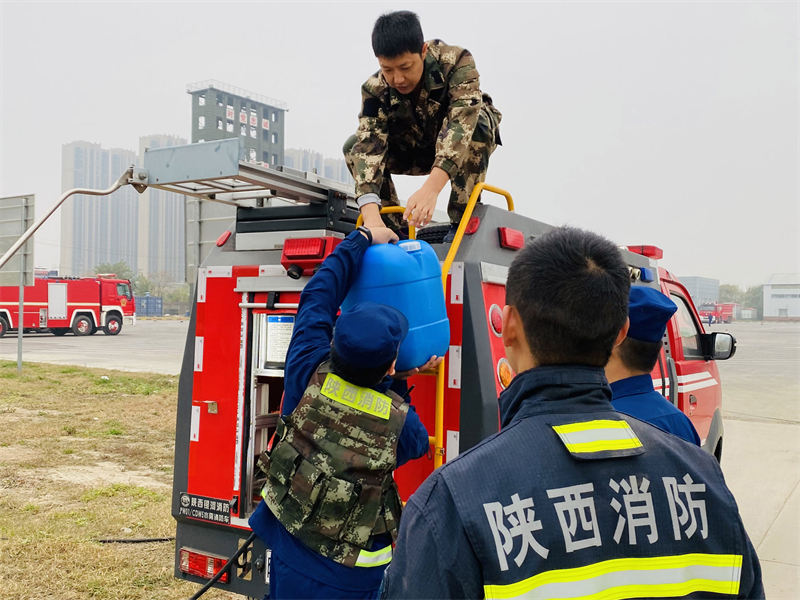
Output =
[
  {"x1": 0, "y1": 274, "x2": 135, "y2": 337},
  {"x1": 698, "y1": 302, "x2": 739, "y2": 324}
]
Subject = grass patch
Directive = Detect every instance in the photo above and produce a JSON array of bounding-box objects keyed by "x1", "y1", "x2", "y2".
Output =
[{"x1": 0, "y1": 360, "x2": 238, "y2": 600}]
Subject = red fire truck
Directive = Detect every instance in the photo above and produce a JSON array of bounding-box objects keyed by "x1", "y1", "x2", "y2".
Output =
[
  {"x1": 119, "y1": 140, "x2": 736, "y2": 598},
  {"x1": 0, "y1": 275, "x2": 135, "y2": 337},
  {"x1": 698, "y1": 302, "x2": 739, "y2": 324},
  {"x1": 0, "y1": 140, "x2": 734, "y2": 597}
]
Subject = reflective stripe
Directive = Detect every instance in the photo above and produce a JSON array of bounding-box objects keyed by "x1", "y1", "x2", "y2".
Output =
[
  {"x1": 484, "y1": 553, "x2": 743, "y2": 599},
  {"x1": 320, "y1": 373, "x2": 392, "y2": 420},
  {"x1": 355, "y1": 545, "x2": 392, "y2": 567},
  {"x1": 552, "y1": 420, "x2": 642, "y2": 454}
]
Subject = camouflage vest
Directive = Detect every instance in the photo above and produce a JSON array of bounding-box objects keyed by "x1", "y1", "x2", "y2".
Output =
[{"x1": 259, "y1": 362, "x2": 409, "y2": 568}]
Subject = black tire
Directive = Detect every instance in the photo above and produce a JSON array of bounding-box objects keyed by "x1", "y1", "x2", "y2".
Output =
[
  {"x1": 415, "y1": 223, "x2": 451, "y2": 244},
  {"x1": 51, "y1": 328, "x2": 69, "y2": 336},
  {"x1": 0, "y1": 316, "x2": 8, "y2": 338},
  {"x1": 103, "y1": 315, "x2": 123, "y2": 336},
  {"x1": 72, "y1": 315, "x2": 93, "y2": 336}
]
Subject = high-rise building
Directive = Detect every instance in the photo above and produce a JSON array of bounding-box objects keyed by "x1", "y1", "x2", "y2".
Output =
[
  {"x1": 60, "y1": 141, "x2": 139, "y2": 276},
  {"x1": 187, "y1": 80, "x2": 287, "y2": 166},
  {"x1": 284, "y1": 148, "x2": 353, "y2": 187},
  {"x1": 138, "y1": 134, "x2": 188, "y2": 283},
  {"x1": 185, "y1": 81, "x2": 288, "y2": 284}
]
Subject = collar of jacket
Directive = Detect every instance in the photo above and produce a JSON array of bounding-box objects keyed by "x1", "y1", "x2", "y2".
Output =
[
  {"x1": 498, "y1": 365, "x2": 613, "y2": 428},
  {"x1": 609, "y1": 373, "x2": 656, "y2": 399}
]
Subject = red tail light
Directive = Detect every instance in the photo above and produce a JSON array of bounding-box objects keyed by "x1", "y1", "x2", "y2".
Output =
[
  {"x1": 283, "y1": 238, "x2": 325, "y2": 259},
  {"x1": 627, "y1": 245, "x2": 663, "y2": 260},
  {"x1": 179, "y1": 548, "x2": 230, "y2": 583},
  {"x1": 216, "y1": 230, "x2": 232, "y2": 247},
  {"x1": 498, "y1": 227, "x2": 524, "y2": 250},
  {"x1": 464, "y1": 217, "x2": 481, "y2": 235}
]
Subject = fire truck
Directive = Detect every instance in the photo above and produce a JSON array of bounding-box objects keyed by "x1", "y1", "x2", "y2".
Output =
[
  {"x1": 698, "y1": 302, "x2": 739, "y2": 324},
  {"x1": 0, "y1": 274, "x2": 135, "y2": 337},
  {"x1": 0, "y1": 139, "x2": 737, "y2": 597}
]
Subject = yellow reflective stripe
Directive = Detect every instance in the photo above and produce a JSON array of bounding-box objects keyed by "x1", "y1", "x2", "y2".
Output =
[
  {"x1": 552, "y1": 420, "x2": 642, "y2": 454},
  {"x1": 320, "y1": 373, "x2": 391, "y2": 420},
  {"x1": 562, "y1": 438, "x2": 643, "y2": 453},
  {"x1": 484, "y1": 553, "x2": 743, "y2": 600},
  {"x1": 553, "y1": 420, "x2": 632, "y2": 434},
  {"x1": 355, "y1": 545, "x2": 393, "y2": 567}
]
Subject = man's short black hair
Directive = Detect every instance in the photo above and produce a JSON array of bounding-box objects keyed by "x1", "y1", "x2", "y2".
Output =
[
  {"x1": 371, "y1": 11, "x2": 424, "y2": 58},
  {"x1": 329, "y1": 345, "x2": 395, "y2": 388},
  {"x1": 506, "y1": 227, "x2": 631, "y2": 367},
  {"x1": 617, "y1": 337, "x2": 662, "y2": 373}
]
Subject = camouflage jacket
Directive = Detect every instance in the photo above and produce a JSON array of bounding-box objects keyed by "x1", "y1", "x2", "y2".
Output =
[
  {"x1": 259, "y1": 362, "x2": 408, "y2": 568},
  {"x1": 349, "y1": 39, "x2": 488, "y2": 197}
]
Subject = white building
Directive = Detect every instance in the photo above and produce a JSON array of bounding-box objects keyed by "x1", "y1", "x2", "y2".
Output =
[{"x1": 763, "y1": 274, "x2": 800, "y2": 320}]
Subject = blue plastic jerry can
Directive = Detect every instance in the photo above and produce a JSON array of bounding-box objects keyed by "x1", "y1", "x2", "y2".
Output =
[{"x1": 342, "y1": 239, "x2": 450, "y2": 371}]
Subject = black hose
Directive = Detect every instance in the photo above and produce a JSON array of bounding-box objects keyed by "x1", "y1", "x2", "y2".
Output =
[
  {"x1": 97, "y1": 537, "x2": 174, "y2": 544},
  {"x1": 188, "y1": 531, "x2": 257, "y2": 600}
]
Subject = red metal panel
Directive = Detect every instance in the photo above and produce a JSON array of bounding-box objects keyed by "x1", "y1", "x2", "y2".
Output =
[
  {"x1": 482, "y1": 282, "x2": 514, "y2": 397},
  {"x1": 394, "y1": 272, "x2": 463, "y2": 501},
  {"x1": 187, "y1": 265, "x2": 258, "y2": 513}
]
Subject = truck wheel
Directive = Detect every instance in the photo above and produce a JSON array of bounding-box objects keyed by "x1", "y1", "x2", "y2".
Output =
[
  {"x1": 0, "y1": 317, "x2": 8, "y2": 337},
  {"x1": 103, "y1": 315, "x2": 123, "y2": 336},
  {"x1": 72, "y1": 315, "x2": 93, "y2": 336},
  {"x1": 51, "y1": 328, "x2": 69, "y2": 336}
]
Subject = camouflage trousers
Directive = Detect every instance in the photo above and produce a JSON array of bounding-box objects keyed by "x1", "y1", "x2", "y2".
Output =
[{"x1": 344, "y1": 101, "x2": 501, "y2": 230}]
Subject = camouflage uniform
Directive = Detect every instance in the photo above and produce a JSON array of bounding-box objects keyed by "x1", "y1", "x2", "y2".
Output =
[
  {"x1": 343, "y1": 39, "x2": 502, "y2": 229},
  {"x1": 259, "y1": 362, "x2": 407, "y2": 568}
]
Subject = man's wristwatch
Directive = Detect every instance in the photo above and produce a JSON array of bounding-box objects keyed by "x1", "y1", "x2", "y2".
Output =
[{"x1": 356, "y1": 225, "x2": 373, "y2": 243}]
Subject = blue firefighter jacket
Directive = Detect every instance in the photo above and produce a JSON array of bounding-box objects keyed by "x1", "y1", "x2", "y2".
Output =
[
  {"x1": 611, "y1": 374, "x2": 701, "y2": 446},
  {"x1": 249, "y1": 230, "x2": 431, "y2": 595},
  {"x1": 381, "y1": 365, "x2": 763, "y2": 599}
]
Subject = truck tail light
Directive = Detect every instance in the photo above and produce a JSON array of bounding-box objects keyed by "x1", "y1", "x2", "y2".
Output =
[
  {"x1": 627, "y1": 245, "x2": 663, "y2": 260},
  {"x1": 498, "y1": 227, "x2": 524, "y2": 250},
  {"x1": 464, "y1": 216, "x2": 481, "y2": 235},
  {"x1": 216, "y1": 230, "x2": 232, "y2": 247},
  {"x1": 283, "y1": 238, "x2": 325, "y2": 259},
  {"x1": 179, "y1": 548, "x2": 230, "y2": 583}
]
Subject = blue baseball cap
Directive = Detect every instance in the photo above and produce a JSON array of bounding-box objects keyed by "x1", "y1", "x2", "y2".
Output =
[
  {"x1": 333, "y1": 301, "x2": 409, "y2": 368},
  {"x1": 628, "y1": 287, "x2": 677, "y2": 343}
]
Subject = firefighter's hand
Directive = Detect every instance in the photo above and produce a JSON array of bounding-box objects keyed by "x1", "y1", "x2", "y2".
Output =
[
  {"x1": 403, "y1": 188, "x2": 438, "y2": 228},
  {"x1": 370, "y1": 227, "x2": 399, "y2": 245},
  {"x1": 393, "y1": 355, "x2": 443, "y2": 379}
]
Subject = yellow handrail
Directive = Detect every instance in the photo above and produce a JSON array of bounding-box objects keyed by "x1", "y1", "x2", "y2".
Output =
[
  {"x1": 355, "y1": 206, "x2": 416, "y2": 239},
  {"x1": 433, "y1": 182, "x2": 513, "y2": 469},
  {"x1": 352, "y1": 185, "x2": 515, "y2": 470}
]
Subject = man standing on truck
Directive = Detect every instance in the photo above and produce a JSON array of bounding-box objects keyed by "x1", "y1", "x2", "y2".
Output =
[
  {"x1": 343, "y1": 10, "x2": 502, "y2": 242},
  {"x1": 249, "y1": 224, "x2": 435, "y2": 599},
  {"x1": 605, "y1": 286, "x2": 701, "y2": 445},
  {"x1": 381, "y1": 227, "x2": 762, "y2": 599}
]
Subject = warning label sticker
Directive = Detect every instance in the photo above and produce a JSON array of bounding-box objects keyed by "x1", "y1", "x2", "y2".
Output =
[{"x1": 178, "y1": 493, "x2": 231, "y2": 524}]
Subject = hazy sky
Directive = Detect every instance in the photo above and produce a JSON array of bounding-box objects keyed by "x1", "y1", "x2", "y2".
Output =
[{"x1": 1, "y1": 1, "x2": 797, "y2": 287}]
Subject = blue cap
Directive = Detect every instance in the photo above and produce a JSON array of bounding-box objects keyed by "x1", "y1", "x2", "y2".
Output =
[
  {"x1": 628, "y1": 287, "x2": 677, "y2": 343},
  {"x1": 333, "y1": 301, "x2": 409, "y2": 368}
]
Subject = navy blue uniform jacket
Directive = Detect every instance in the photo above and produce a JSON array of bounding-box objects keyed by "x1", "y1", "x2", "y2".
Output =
[
  {"x1": 249, "y1": 230, "x2": 430, "y2": 594},
  {"x1": 381, "y1": 365, "x2": 762, "y2": 599},
  {"x1": 611, "y1": 374, "x2": 701, "y2": 446}
]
